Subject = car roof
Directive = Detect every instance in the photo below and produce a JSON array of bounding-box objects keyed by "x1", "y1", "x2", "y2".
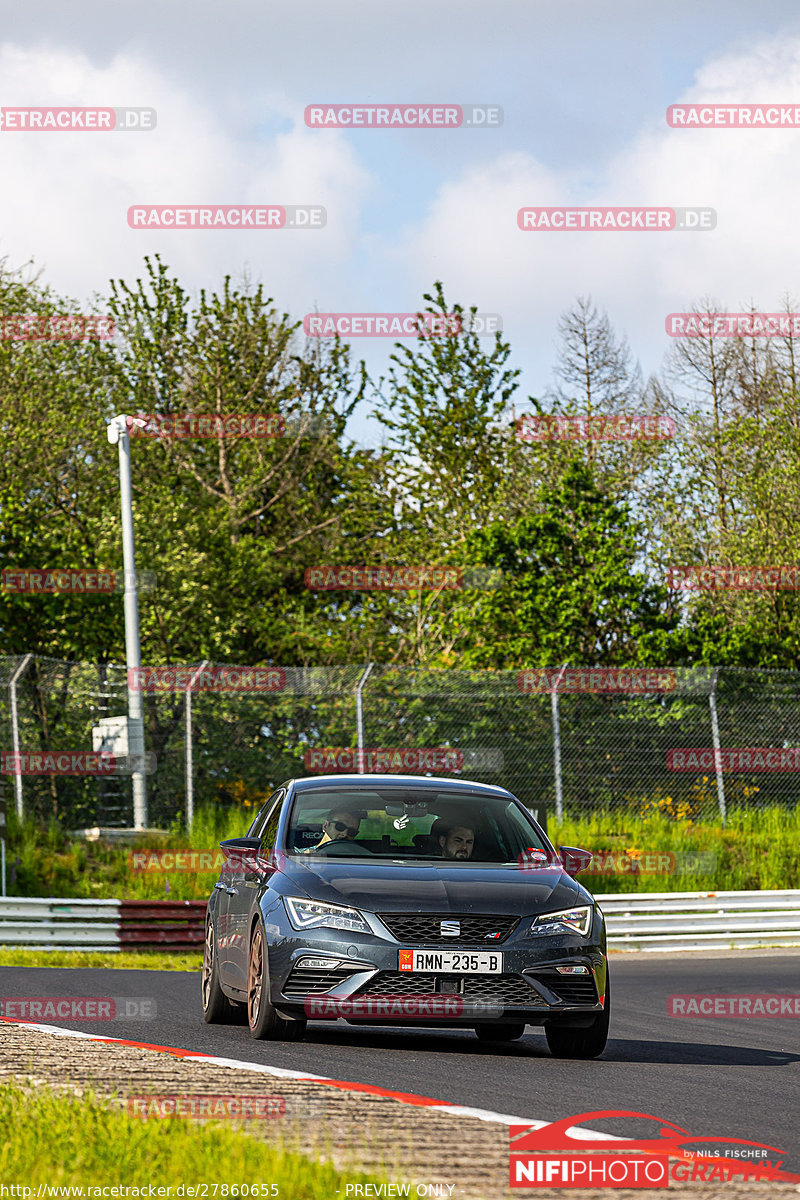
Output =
[{"x1": 290, "y1": 773, "x2": 514, "y2": 797}]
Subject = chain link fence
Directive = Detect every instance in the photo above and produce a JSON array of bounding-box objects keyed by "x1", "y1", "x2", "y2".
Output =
[{"x1": 1, "y1": 656, "x2": 800, "y2": 829}]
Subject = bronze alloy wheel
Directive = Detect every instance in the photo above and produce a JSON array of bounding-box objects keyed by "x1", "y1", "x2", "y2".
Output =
[
  {"x1": 201, "y1": 917, "x2": 236, "y2": 1024},
  {"x1": 202, "y1": 922, "x2": 214, "y2": 1010},
  {"x1": 247, "y1": 919, "x2": 307, "y2": 1041},
  {"x1": 248, "y1": 925, "x2": 264, "y2": 1027}
]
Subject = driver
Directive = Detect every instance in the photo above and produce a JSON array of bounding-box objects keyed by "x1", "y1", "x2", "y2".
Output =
[
  {"x1": 438, "y1": 823, "x2": 475, "y2": 860},
  {"x1": 300, "y1": 807, "x2": 361, "y2": 853}
]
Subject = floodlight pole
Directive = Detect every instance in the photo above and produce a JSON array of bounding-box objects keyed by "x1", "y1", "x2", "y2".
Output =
[{"x1": 107, "y1": 414, "x2": 148, "y2": 829}]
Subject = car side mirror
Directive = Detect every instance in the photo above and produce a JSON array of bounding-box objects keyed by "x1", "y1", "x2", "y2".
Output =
[
  {"x1": 558, "y1": 845, "x2": 593, "y2": 876},
  {"x1": 219, "y1": 837, "x2": 284, "y2": 879}
]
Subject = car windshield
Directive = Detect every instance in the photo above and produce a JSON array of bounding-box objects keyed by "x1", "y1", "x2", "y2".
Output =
[{"x1": 283, "y1": 787, "x2": 550, "y2": 864}]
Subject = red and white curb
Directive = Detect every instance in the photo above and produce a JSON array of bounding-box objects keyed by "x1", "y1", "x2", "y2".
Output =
[{"x1": 0, "y1": 1017, "x2": 618, "y2": 1140}]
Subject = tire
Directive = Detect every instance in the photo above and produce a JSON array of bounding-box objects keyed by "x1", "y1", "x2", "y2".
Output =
[
  {"x1": 201, "y1": 917, "x2": 233, "y2": 1024},
  {"x1": 475, "y1": 1023, "x2": 526, "y2": 1042},
  {"x1": 247, "y1": 920, "x2": 307, "y2": 1041},
  {"x1": 545, "y1": 971, "x2": 611, "y2": 1060}
]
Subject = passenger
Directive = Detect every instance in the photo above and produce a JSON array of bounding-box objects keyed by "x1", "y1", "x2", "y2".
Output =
[{"x1": 438, "y1": 823, "x2": 475, "y2": 860}]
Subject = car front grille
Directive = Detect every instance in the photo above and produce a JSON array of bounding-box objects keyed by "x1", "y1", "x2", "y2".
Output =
[
  {"x1": 356, "y1": 971, "x2": 547, "y2": 1006},
  {"x1": 282, "y1": 966, "x2": 359, "y2": 999},
  {"x1": 376, "y1": 913, "x2": 519, "y2": 944},
  {"x1": 526, "y1": 970, "x2": 598, "y2": 1006}
]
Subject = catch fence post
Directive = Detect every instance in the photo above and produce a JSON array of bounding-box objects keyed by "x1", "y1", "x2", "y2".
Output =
[
  {"x1": 708, "y1": 666, "x2": 727, "y2": 825},
  {"x1": 9, "y1": 653, "x2": 33, "y2": 820}
]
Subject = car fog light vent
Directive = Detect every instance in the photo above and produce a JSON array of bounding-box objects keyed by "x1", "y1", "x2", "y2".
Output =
[
  {"x1": 555, "y1": 965, "x2": 589, "y2": 975},
  {"x1": 297, "y1": 957, "x2": 343, "y2": 969}
]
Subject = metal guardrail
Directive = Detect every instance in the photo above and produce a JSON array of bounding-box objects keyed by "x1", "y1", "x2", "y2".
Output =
[
  {"x1": 0, "y1": 892, "x2": 798, "y2": 953},
  {"x1": 598, "y1": 889, "x2": 800, "y2": 951},
  {"x1": 0, "y1": 898, "x2": 205, "y2": 951}
]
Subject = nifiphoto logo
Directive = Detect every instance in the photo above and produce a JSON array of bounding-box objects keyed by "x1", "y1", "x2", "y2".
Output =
[
  {"x1": 304, "y1": 103, "x2": 502, "y2": 128},
  {"x1": 518, "y1": 206, "x2": 716, "y2": 231},
  {"x1": 127, "y1": 205, "x2": 326, "y2": 229},
  {"x1": 516, "y1": 414, "x2": 675, "y2": 442},
  {"x1": 0, "y1": 107, "x2": 156, "y2": 131},
  {"x1": 667, "y1": 313, "x2": 800, "y2": 337},
  {"x1": 303, "y1": 313, "x2": 503, "y2": 337},
  {"x1": 509, "y1": 1109, "x2": 800, "y2": 1188}
]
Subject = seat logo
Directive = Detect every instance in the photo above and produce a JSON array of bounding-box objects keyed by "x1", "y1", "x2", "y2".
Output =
[{"x1": 440, "y1": 920, "x2": 460, "y2": 937}]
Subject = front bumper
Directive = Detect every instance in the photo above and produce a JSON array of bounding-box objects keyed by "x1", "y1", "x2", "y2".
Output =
[{"x1": 263, "y1": 900, "x2": 608, "y2": 1026}]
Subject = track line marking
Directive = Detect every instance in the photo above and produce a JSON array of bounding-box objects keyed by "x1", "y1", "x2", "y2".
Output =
[{"x1": 0, "y1": 1016, "x2": 620, "y2": 1137}]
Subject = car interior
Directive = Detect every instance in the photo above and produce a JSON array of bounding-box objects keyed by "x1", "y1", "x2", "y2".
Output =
[{"x1": 284, "y1": 789, "x2": 549, "y2": 862}]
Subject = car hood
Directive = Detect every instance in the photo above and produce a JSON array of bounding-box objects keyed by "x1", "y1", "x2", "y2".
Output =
[{"x1": 280, "y1": 857, "x2": 585, "y2": 915}]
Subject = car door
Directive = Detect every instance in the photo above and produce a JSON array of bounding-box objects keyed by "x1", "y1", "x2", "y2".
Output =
[{"x1": 221, "y1": 789, "x2": 286, "y2": 990}]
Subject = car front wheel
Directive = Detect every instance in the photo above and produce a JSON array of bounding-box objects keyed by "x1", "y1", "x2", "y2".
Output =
[
  {"x1": 545, "y1": 973, "x2": 610, "y2": 1059},
  {"x1": 248, "y1": 920, "x2": 307, "y2": 1041}
]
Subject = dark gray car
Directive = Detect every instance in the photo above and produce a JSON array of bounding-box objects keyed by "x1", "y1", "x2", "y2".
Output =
[{"x1": 202, "y1": 774, "x2": 610, "y2": 1057}]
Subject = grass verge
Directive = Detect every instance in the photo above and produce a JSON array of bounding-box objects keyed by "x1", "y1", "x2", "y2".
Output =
[
  {"x1": 0, "y1": 948, "x2": 202, "y2": 970},
  {"x1": 0, "y1": 1081, "x2": 389, "y2": 1194}
]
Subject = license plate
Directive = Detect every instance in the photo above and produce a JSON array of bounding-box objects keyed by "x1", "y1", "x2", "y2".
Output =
[{"x1": 398, "y1": 949, "x2": 503, "y2": 973}]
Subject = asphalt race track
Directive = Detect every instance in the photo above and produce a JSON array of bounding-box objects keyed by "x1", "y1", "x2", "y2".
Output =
[{"x1": 1, "y1": 951, "x2": 798, "y2": 1170}]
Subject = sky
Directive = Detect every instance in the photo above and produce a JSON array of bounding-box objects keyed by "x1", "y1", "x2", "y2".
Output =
[{"x1": 2, "y1": 0, "x2": 800, "y2": 444}]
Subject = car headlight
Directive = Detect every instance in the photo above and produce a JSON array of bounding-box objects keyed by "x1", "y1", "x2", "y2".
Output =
[
  {"x1": 284, "y1": 897, "x2": 370, "y2": 934},
  {"x1": 529, "y1": 906, "x2": 592, "y2": 937}
]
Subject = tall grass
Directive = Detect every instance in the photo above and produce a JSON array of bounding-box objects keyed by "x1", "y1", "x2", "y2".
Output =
[
  {"x1": 551, "y1": 807, "x2": 800, "y2": 893},
  {"x1": 0, "y1": 1081, "x2": 388, "y2": 1193},
  {"x1": 5, "y1": 803, "x2": 799, "y2": 900}
]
